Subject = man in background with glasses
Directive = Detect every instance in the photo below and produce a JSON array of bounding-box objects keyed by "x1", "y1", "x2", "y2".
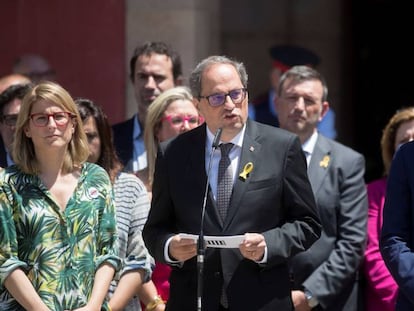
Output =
[
  {"x1": 143, "y1": 55, "x2": 321, "y2": 310},
  {"x1": 0, "y1": 83, "x2": 32, "y2": 167}
]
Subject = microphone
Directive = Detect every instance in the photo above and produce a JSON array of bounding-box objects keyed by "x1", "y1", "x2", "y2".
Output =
[
  {"x1": 197, "y1": 127, "x2": 222, "y2": 311},
  {"x1": 212, "y1": 127, "x2": 223, "y2": 149}
]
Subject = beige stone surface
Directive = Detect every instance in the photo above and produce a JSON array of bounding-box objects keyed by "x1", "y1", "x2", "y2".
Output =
[{"x1": 125, "y1": 0, "x2": 351, "y2": 141}]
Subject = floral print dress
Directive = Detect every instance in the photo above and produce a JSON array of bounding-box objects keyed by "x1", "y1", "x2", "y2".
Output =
[{"x1": 0, "y1": 162, "x2": 120, "y2": 311}]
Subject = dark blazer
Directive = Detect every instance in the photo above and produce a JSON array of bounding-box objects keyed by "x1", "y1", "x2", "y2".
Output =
[
  {"x1": 289, "y1": 134, "x2": 368, "y2": 311},
  {"x1": 251, "y1": 91, "x2": 279, "y2": 127},
  {"x1": 381, "y1": 141, "x2": 414, "y2": 311},
  {"x1": 112, "y1": 116, "x2": 134, "y2": 167},
  {"x1": 143, "y1": 120, "x2": 321, "y2": 311},
  {"x1": 0, "y1": 137, "x2": 7, "y2": 168}
]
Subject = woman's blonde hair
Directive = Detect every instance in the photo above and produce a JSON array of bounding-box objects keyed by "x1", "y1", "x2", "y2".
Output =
[
  {"x1": 144, "y1": 86, "x2": 195, "y2": 186},
  {"x1": 12, "y1": 81, "x2": 89, "y2": 174},
  {"x1": 381, "y1": 106, "x2": 414, "y2": 175}
]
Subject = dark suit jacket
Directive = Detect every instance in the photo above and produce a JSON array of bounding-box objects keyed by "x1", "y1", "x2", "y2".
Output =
[
  {"x1": 251, "y1": 91, "x2": 279, "y2": 127},
  {"x1": 289, "y1": 134, "x2": 368, "y2": 311},
  {"x1": 381, "y1": 141, "x2": 414, "y2": 311},
  {"x1": 143, "y1": 120, "x2": 321, "y2": 311},
  {"x1": 112, "y1": 116, "x2": 134, "y2": 167},
  {"x1": 0, "y1": 137, "x2": 7, "y2": 168}
]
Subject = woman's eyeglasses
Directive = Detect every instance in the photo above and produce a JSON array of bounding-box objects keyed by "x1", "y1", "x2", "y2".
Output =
[
  {"x1": 199, "y1": 88, "x2": 247, "y2": 107},
  {"x1": 161, "y1": 115, "x2": 203, "y2": 127},
  {"x1": 30, "y1": 112, "x2": 75, "y2": 127}
]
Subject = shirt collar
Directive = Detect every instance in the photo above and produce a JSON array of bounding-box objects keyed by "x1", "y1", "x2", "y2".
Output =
[
  {"x1": 206, "y1": 124, "x2": 246, "y2": 149},
  {"x1": 302, "y1": 131, "x2": 318, "y2": 156}
]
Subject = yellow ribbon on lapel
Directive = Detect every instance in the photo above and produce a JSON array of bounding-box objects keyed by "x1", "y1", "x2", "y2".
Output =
[
  {"x1": 239, "y1": 162, "x2": 253, "y2": 181},
  {"x1": 319, "y1": 155, "x2": 330, "y2": 168}
]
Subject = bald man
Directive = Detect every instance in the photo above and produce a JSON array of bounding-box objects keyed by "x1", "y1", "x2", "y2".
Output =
[
  {"x1": 13, "y1": 53, "x2": 55, "y2": 83},
  {"x1": 0, "y1": 73, "x2": 31, "y2": 94}
]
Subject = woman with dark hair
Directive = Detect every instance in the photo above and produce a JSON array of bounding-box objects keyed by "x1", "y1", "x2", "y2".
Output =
[{"x1": 76, "y1": 98, "x2": 164, "y2": 311}]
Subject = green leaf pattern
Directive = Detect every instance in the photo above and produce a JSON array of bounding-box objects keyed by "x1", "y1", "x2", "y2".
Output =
[{"x1": 0, "y1": 162, "x2": 120, "y2": 311}]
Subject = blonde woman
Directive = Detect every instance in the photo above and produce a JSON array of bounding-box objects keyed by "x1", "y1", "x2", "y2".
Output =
[
  {"x1": 0, "y1": 81, "x2": 120, "y2": 311},
  {"x1": 141, "y1": 86, "x2": 203, "y2": 192}
]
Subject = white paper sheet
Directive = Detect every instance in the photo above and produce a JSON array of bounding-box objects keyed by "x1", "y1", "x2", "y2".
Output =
[{"x1": 179, "y1": 233, "x2": 245, "y2": 248}]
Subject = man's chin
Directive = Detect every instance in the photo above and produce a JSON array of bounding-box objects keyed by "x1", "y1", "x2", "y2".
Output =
[
  {"x1": 285, "y1": 123, "x2": 302, "y2": 134},
  {"x1": 144, "y1": 97, "x2": 156, "y2": 106},
  {"x1": 223, "y1": 118, "x2": 245, "y2": 130}
]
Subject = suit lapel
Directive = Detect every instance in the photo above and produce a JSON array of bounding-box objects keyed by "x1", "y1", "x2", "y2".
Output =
[
  {"x1": 308, "y1": 135, "x2": 331, "y2": 195},
  {"x1": 119, "y1": 117, "x2": 135, "y2": 165},
  {"x1": 188, "y1": 126, "x2": 208, "y2": 197}
]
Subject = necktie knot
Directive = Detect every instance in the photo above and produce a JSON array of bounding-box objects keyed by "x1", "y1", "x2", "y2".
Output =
[{"x1": 220, "y1": 143, "x2": 233, "y2": 156}]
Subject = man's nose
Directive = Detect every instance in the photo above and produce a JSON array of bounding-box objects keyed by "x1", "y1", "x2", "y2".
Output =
[
  {"x1": 182, "y1": 119, "x2": 191, "y2": 130},
  {"x1": 223, "y1": 94, "x2": 236, "y2": 108},
  {"x1": 145, "y1": 75, "x2": 157, "y2": 88},
  {"x1": 293, "y1": 97, "x2": 306, "y2": 109}
]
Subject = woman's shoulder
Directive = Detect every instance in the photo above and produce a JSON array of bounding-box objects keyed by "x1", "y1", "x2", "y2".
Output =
[
  {"x1": 82, "y1": 162, "x2": 108, "y2": 174},
  {"x1": 82, "y1": 162, "x2": 111, "y2": 183},
  {"x1": 1, "y1": 165, "x2": 30, "y2": 183},
  {"x1": 115, "y1": 171, "x2": 146, "y2": 190}
]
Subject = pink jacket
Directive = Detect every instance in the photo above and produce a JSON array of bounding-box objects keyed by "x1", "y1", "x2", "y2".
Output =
[{"x1": 363, "y1": 177, "x2": 397, "y2": 311}]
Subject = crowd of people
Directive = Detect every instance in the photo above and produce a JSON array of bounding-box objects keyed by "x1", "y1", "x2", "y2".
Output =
[{"x1": 0, "y1": 41, "x2": 413, "y2": 311}]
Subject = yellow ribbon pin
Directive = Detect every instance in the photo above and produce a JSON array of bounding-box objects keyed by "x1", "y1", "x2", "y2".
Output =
[
  {"x1": 319, "y1": 155, "x2": 330, "y2": 168},
  {"x1": 239, "y1": 162, "x2": 253, "y2": 181}
]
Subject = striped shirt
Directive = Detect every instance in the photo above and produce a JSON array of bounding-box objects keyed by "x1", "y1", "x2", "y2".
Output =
[{"x1": 108, "y1": 172, "x2": 153, "y2": 311}]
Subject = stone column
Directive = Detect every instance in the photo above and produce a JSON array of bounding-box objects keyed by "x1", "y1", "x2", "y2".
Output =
[{"x1": 125, "y1": 0, "x2": 220, "y2": 118}]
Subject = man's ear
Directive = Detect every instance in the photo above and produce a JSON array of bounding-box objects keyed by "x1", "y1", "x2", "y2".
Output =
[
  {"x1": 273, "y1": 96, "x2": 280, "y2": 113},
  {"x1": 193, "y1": 98, "x2": 205, "y2": 119},
  {"x1": 193, "y1": 98, "x2": 200, "y2": 110},
  {"x1": 319, "y1": 101, "x2": 330, "y2": 121},
  {"x1": 174, "y1": 76, "x2": 184, "y2": 86}
]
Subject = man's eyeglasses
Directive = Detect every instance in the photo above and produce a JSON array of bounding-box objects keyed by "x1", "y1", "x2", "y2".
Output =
[
  {"x1": 0, "y1": 114, "x2": 18, "y2": 127},
  {"x1": 161, "y1": 115, "x2": 203, "y2": 127},
  {"x1": 199, "y1": 88, "x2": 247, "y2": 107},
  {"x1": 30, "y1": 112, "x2": 75, "y2": 127}
]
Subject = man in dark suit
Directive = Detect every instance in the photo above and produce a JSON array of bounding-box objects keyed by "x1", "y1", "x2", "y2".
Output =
[
  {"x1": 381, "y1": 141, "x2": 414, "y2": 311},
  {"x1": 112, "y1": 41, "x2": 183, "y2": 173},
  {"x1": 143, "y1": 55, "x2": 321, "y2": 310},
  {"x1": 251, "y1": 44, "x2": 337, "y2": 139},
  {"x1": 275, "y1": 65, "x2": 368, "y2": 310},
  {"x1": 0, "y1": 137, "x2": 6, "y2": 168}
]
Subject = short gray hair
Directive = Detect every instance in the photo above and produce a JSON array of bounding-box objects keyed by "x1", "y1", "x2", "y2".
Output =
[
  {"x1": 189, "y1": 55, "x2": 248, "y2": 98},
  {"x1": 278, "y1": 65, "x2": 328, "y2": 102}
]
